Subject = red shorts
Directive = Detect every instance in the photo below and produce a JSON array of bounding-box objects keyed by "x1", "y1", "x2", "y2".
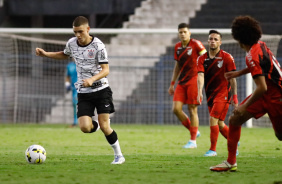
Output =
[
  {"x1": 208, "y1": 102, "x2": 230, "y2": 121},
  {"x1": 242, "y1": 85, "x2": 282, "y2": 134},
  {"x1": 173, "y1": 76, "x2": 199, "y2": 105}
]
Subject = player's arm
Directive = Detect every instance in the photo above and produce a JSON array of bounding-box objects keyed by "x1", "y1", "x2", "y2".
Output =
[
  {"x1": 197, "y1": 72, "x2": 204, "y2": 104},
  {"x1": 229, "y1": 78, "x2": 238, "y2": 106},
  {"x1": 225, "y1": 67, "x2": 250, "y2": 80},
  {"x1": 234, "y1": 75, "x2": 267, "y2": 116},
  {"x1": 82, "y1": 64, "x2": 109, "y2": 87},
  {"x1": 168, "y1": 62, "x2": 180, "y2": 96},
  {"x1": 35, "y1": 48, "x2": 69, "y2": 60}
]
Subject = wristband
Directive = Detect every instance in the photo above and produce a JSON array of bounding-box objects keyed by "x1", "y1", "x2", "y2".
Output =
[
  {"x1": 233, "y1": 95, "x2": 238, "y2": 104},
  {"x1": 170, "y1": 81, "x2": 175, "y2": 86}
]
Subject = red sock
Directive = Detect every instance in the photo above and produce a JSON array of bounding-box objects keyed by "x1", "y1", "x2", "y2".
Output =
[
  {"x1": 181, "y1": 118, "x2": 191, "y2": 130},
  {"x1": 210, "y1": 125, "x2": 219, "y2": 151},
  {"x1": 190, "y1": 126, "x2": 198, "y2": 140},
  {"x1": 220, "y1": 125, "x2": 229, "y2": 139},
  {"x1": 227, "y1": 124, "x2": 241, "y2": 165}
]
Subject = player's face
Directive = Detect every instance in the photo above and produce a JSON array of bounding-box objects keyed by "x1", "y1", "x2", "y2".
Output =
[
  {"x1": 178, "y1": 28, "x2": 191, "y2": 42},
  {"x1": 208, "y1": 33, "x2": 221, "y2": 51},
  {"x1": 73, "y1": 24, "x2": 90, "y2": 45}
]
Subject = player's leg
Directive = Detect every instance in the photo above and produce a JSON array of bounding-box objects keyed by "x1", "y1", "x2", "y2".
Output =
[
  {"x1": 218, "y1": 120, "x2": 228, "y2": 139},
  {"x1": 188, "y1": 103, "x2": 200, "y2": 139},
  {"x1": 183, "y1": 79, "x2": 201, "y2": 148},
  {"x1": 78, "y1": 116, "x2": 99, "y2": 133},
  {"x1": 265, "y1": 88, "x2": 282, "y2": 141},
  {"x1": 210, "y1": 95, "x2": 263, "y2": 171},
  {"x1": 172, "y1": 101, "x2": 190, "y2": 129},
  {"x1": 204, "y1": 116, "x2": 219, "y2": 156},
  {"x1": 172, "y1": 84, "x2": 191, "y2": 130},
  {"x1": 96, "y1": 87, "x2": 125, "y2": 164},
  {"x1": 77, "y1": 93, "x2": 98, "y2": 133}
]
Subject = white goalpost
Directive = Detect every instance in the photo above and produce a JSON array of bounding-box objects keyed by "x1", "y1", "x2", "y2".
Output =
[{"x1": 0, "y1": 28, "x2": 280, "y2": 127}]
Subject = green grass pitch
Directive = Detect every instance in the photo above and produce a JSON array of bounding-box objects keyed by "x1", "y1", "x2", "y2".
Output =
[{"x1": 0, "y1": 124, "x2": 281, "y2": 184}]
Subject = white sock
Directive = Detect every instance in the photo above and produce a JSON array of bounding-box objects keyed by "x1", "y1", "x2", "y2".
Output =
[
  {"x1": 111, "y1": 140, "x2": 123, "y2": 156},
  {"x1": 189, "y1": 140, "x2": 196, "y2": 144}
]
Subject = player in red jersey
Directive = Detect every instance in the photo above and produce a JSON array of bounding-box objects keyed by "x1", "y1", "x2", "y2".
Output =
[
  {"x1": 197, "y1": 30, "x2": 238, "y2": 156},
  {"x1": 168, "y1": 23, "x2": 207, "y2": 148},
  {"x1": 210, "y1": 16, "x2": 282, "y2": 172}
]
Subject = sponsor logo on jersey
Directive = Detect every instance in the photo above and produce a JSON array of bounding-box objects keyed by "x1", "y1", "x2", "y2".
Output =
[{"x1": 87, "y1": 49, "x2": 95, "y2": 58}]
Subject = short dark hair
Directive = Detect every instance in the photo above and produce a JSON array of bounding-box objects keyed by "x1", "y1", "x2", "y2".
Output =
[
  {"x1": 178, "y1": 23, "x2": 189, "y2": 30},
  {"x1": 73, "y1": 16, "x2": 89, "y2": 27},
  {"x1": 231, "y1": 15, "x2": 262, "y2": 46},
  {"x1": 209, "y1": 30, "x2": 222, "y2": 38}
]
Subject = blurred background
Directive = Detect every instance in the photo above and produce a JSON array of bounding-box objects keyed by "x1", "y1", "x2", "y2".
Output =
[{"x1": 0, "y1": 0, "x2": 281, "y2": 127}]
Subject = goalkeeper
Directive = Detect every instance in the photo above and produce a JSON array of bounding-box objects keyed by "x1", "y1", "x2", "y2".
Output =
[
  {"x1": 65, "y1": 61, "x2": 78, "y2": 127},
  {"x1": 35, "y1": 16, "x2": 125, "y2": 165}
]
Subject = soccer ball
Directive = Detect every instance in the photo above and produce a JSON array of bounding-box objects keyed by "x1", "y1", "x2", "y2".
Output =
[{"x1": 25, "y1": 145, "x2": 47, "y2": 164}]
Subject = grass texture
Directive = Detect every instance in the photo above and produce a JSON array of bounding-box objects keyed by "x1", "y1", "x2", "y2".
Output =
[{"x1": 0, "y1": 124, "x2": 281, "y2": 184}]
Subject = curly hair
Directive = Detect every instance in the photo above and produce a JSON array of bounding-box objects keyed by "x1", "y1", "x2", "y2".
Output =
[{"x1": 231, "y1": 16, "x2": 262, "y2": 46}]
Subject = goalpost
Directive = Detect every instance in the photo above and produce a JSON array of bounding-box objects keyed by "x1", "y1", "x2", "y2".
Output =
[{"x1": 0, "y1": 28, "x2": 280, "y2": 128}]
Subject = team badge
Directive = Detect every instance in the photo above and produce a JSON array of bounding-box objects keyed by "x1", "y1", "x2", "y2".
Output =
[
  {"x1": 187, "y1": 47, "x2": 192, "y2": 56},
  {"x1": 87, "y1": 49, "x2": 95, "y2": 58},
  {"x1": 217, "y1": 60, "x2": 223, "y2": 68}
]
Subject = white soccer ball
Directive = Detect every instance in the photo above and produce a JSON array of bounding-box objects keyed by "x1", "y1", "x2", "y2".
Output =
[{"x1": 25, "y1": 145, "x2": 47, "y2": 164}]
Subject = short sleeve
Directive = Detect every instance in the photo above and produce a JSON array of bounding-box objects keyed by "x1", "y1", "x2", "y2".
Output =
[
  {"x1": 225, "y1": 53, "x2": 236, "y2": 72},
  {"x1": 197, "y1": 55, "x2": 205, "y2": 73},
  {"x1": 64, "y1": 41, "x2": 72, "y2": 56}
]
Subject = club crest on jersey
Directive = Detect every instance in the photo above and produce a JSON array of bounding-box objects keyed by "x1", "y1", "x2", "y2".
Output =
[
  {"x1": 217, "y1": 60, "x2": 223, "y2": 68},
  {"x1": 187, "y1": 47, "x2": 192, "y2": 56},
  {"x1": 87, "y1": 49, "x2": 95, "y2": 58}
]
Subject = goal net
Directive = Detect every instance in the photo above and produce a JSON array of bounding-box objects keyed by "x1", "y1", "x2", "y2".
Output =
[{"x1": 0, "y1": 28, "x2": 281, "y2": 128}]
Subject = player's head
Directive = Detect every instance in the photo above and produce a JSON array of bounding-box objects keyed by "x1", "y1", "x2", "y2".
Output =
[
  {"x1": 73, "y1": 16, "x2": 89, "y2": 27},
  {"x1": 178, "y1": 23, "x2": 191, "y2": 42},
  {"x1": 72, "y1": 16, "x2": 91, "y2": 45},
  {"x1": 208, "y1": 30, "x2": 222, "y2": 51},
  {"x1": 231, "y1": 16, "x2": 262, "y2": 47}
]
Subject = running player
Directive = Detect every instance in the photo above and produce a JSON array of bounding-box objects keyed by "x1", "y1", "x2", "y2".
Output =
[
  {"x1": 168, "y1": 23, "x2": 207, "y2": 148},
  {"x1": 35, "y1": 16, "x2": 125, "y2": 164},
  {"x1": 210, "y1": 15, "x2": 282, "y2": 171},
  {"x1": 197, "y1": 30, "x2": 238, "y2": 156}
]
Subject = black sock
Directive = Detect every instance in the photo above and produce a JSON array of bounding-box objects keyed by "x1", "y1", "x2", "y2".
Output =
[
  {"x1": 89, "y1": 120, "x2": 99, "y2": 133},
  {"x1": 105, "y1": 130, "x2": 118, "y2": 145}
]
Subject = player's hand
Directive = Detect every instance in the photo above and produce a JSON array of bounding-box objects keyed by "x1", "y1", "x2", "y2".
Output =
[
  {"x1": 232, "y1": 94, "x2": 239, "y2": 107},
  {"x1": 168, "y1": 86, "x2": 174, "y2": 96},
  {"x1": 82, "y1": 78, "x2": 94, "y2": 87},
  {"x1": 197, "y1": 93, "x2": 203, "y2": 105},
  {"x1": 224, "y1": 71, "x2": 238, "y2": 80},
  {"x1": 35, "y1": 48, "x2": 45, "y2": 57}
]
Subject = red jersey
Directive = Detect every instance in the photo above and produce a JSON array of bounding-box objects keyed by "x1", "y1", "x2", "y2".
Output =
[
  {"x1": 246, "y1": 41, "x2": 282, "y2": 90},
  {"x1": 197, "y1": 50, "x2": 236, "y2": 106},
  {"x1": 174, "y1": 38, "x2": 206, "y2": 85}
]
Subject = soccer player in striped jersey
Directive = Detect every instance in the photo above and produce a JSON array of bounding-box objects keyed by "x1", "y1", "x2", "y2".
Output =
[
  {"x1": 168, "y1": 23, "x2": 207, "y2": 148},
  {"x1": 197, "y1": 30, "x2": 238, "y2": 157},
  {"x1": 210, "y1": 16, "x2": 282, "y2": 172},
  {"x1": 35, "y1": 16, "x2": 125, "y2": 164}
]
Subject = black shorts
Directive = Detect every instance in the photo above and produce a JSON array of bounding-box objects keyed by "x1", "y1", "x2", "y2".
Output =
[{"x1": 77, "y1": 87, "x2": 115, "y2": 118}]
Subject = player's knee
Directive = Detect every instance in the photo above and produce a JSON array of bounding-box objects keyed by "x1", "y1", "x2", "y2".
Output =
[
  {"x1": 172, "y1": 107, "x2": 182, "y2": 115},
  {"x1": 80, "y1": 126, "x2": 91, "y2": 133},
  {"x1": 275, "y1": 133, "x2": 282, "y2": 141},
  {"x1": 228, "y1": 114, "x2": 237, "y2": 125}
]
